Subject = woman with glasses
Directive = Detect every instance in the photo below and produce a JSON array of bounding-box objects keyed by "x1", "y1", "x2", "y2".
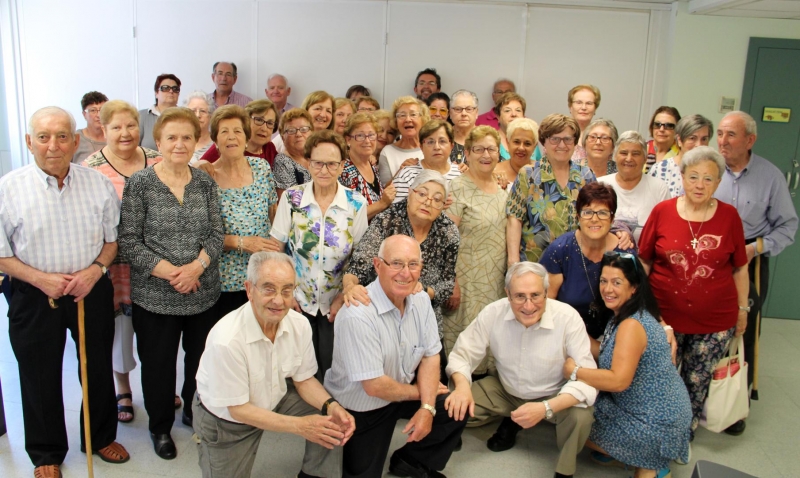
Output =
[
  {"x1": 272, "y1": 91, "x2": 336, "y2": 154},
  {"x1": 648, "y1": 114, "x2": 713, "y2": 198},
  {"x1": 638, "y1": 146, "x2": 749, "y2": 440},
  {"x1": 582, "y1": 118, "x2": 619, "y2": 178},
  {"x1": 183, "y1": 91, "x2": 214, "y2": 163},
  {"x1": 493, "y1": 118, "x2": 539, "y2": 190},
  {"x1": 270, "y1": 130, "x2": 368, "y2": 381},
  {"x1": 334, "y1": 97, "x2": 356, "y2": 135},
  {"x1": 449, "y1": 90, "x2": 479, "y2": 164},
  {"x1": 139, "y1": 73, "x2": 181, "y2": 150},
  {"x1": 540, "y1": 182, "x2": 635, "y2": 339},
  {"x1": 507, "y1": 114, "x2": 596, "y2": 263},
  {"x1": 425, "y1": 92, "x2": 450, "y2": 122},
  {"x1": 377, "y1": 96, "x2": 429, "y2": 184},
  {"x1": 391, "y1": 120, "x2": 460, "y2": 203},
  {"x1": 372, "y1": 109, "x2": 396, "y2": 161},
  {"x1": 198, "y1": 100, "x2": 279, "y2": 168},
  {"x1": 644, "y1": 106, "x2": 681, "y2": 174},
  {"x1": 355, "y1": 96, "x2": 380, "y2": 113},
  {"x1": 74, "y1": 91, "x2": 108, "y2": 163},
  {"x1": 340, "y1": 113, "x2": 396, "y2": 219},
  {"x1": 567, "y1": 84, "x2": 601, "y2": 164},
  {"x1": 273, "y1": 108, "x2": 314, "y2": 198}
]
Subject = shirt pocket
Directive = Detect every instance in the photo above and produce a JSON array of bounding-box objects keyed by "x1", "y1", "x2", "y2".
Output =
[
  {"x1": 402, "y1": 345, "x2": 426, "y2": 382},
  {"x1": 740, "y1": 199, "x2": 767, "y2": 231},
  {"x1": 248, "y1": 369, "x2": 267, "y2": 406},
  {"x1": 281, "y1": 357, "x2": 302, "y2": 377}
]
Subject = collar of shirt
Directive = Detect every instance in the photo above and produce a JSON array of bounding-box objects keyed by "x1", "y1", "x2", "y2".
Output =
[
  {"x1": 367, "y1": 279, "x2": 415, "y2": 319},
  {"x1": 501, "y1": 301, "x2": 555, "y2": 330},
  {"x1": 298, "y1": 180, "x2": 350, "y2": 211},
  {"x1": 723, "y1": 152, "x2": 758, "y2": 178},
  {"x1": 147, "y1": 106, "x2": 161, "y2": 116},
  {"x1": 32, "y1": 162, "x2": 75, "y2": 190},
  {"x1": 242, "y1": 302, "x2": 292, "y2": 344}
]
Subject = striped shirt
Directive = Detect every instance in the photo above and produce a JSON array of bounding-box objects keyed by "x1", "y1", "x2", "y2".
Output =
[
  {"x1": 324, "y1": 280, "x2": 441, "y2": 412},
  {"x1": 391, "y1": 162, "x2": 461, "y2": 204},
  {"x1": 0, "y1": 164, "x2": 120, "y2": 274}
]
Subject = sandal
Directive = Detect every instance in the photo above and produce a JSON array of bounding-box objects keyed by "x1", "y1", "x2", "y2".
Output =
[
  {"x1": 116, "y1": 393, "x2": 134, "y2": 423},
  {"x1": 34, "y1": 464, "x2": 61, "y2": 478},
  {"x1": 94, "y1": 441, "x2": 130, "y2": 464},
  {"x1": 174, "y1": 394, "x2": 182, "y2": 409}
]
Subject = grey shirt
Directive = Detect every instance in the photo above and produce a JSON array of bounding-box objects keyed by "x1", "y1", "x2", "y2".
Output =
[
  {"x1": 138, "y1": 107, "x2": 159, "y2": 151},
  {"x1": 74, "y1": 130, "x2": 106, "y2": 164}
]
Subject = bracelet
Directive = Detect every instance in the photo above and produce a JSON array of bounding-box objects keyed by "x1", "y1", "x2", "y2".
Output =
[
  {"x1": 237, "y1": 236, "x2": 243, "y2": 254},
  {"x1": 197, "y1": 257, "x2": 208, "y2": 269}
]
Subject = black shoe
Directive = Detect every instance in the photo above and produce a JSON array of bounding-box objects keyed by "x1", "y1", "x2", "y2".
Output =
[
  {"x1": 181, "y1": 409, "x2": 193, "y2": 428},
  {"x1": 150, "y1": 433, "x2": 177, "y2": 460},
  {"x1": 389, "y1": 453, "x2": 446, "y2": 478},
  {"x1": 554, "y1": 473, "x2": 573, "y2": 478},
  {"x1": 486, "y1": 417, "x2": 522, "y2": 452},
  {"x1": 724, "y1": 420, "x2": 746, "y2": 436},
  {"x1": 453, "y1": 437, "x2": 462, "y2": 452}
]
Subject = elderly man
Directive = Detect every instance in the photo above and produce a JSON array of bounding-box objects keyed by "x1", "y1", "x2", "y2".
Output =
[
  {"x1": 325, "y1": 235, "x2": 466, "y2": 478},
  {"x1": 445, "y1": 262, "x2": 597, "y2": 478},
  {"x1": 193, "y1": 251, "x2": 353, "y2": 478},
  {"x1": 266, "y1": 73, "x2": 293, "y2": 138},
  {"x1": 714, "y1": 110, "x2": 798, "y2": 435},
  {"x1": 475, "y1": 78, "x2": 516, "y2": 130},
  {"x1": 414, "y1": 68, "x2": 441, "y2": 101},
  {"x1": 0, "y1": 106, "x2": 128, "y2": 478},
  {"x1": 211, "y1": 61, "x2": 253, "y2": 108}
]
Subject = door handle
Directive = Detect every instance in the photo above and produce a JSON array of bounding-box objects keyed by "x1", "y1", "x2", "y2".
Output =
[
  {"x1": 794, "y1": 172, "x2": 800, "y2": 190},
  {"x1": 789, "y1": 172, "x2": 793, "y2": 185}
]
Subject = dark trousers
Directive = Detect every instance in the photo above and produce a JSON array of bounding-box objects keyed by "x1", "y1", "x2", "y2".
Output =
[
  {"x1": 217, "y1": 290, "x2": 249, "y2": 319},
  {"x1": 132, "y1": 302, "x2": 219, "y2": 434},
  {"x1": 8, "y1": 276, "x2": 117, "y2": 466},
  {"x1": 745, "y1": 254, "x2": 768, "y2": 388},
  {"x1": 343, "y1": 394, "x2": 466, "y2": 478},
  {"x1": 302, "y1": 310, "x2": 334, "y2": 382}
]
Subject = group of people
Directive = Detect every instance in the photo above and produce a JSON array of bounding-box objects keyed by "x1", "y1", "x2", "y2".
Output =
[{"x1": 0, "y1": 64, "x2": 797, "y2": 478}]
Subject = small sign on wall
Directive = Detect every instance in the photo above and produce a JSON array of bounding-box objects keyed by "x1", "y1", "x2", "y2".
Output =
[
  {"x1": 719, "y1": 97, "x2": 737, "y2": 114},
  {"x1": 762, "y1": 107, "x2": 791, "y2": 123}
]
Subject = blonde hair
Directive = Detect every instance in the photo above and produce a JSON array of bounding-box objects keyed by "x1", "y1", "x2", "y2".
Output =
[
  {"x1": 465, "y1": 125, "x2": 501, "y2": 152},
  {"x1": 210, "y1": 105, "x2": 251, "y2": 142},
  {"x1": 568, "y1": 84, "x2": 601, "y2": 108},
  {"x1": 390, "y1": 96, "x2": 430, "y2": 131},
  {"x1": 343, "y1": 112, "x2": 379, "y2": 138},
  {"x1": 506, "y1": 118, "x2": 539, "y2": 145},
  {"x1": 99, "y1": 100, "x2": 139, "y2": 126},
  {"x1": 153, "y1": 107, "x2": 201, "y2": 143}
]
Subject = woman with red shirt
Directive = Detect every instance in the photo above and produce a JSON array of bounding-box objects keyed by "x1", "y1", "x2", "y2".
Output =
[{"x1": 639, "y1": 146, "x2": 749, "y2": 439}]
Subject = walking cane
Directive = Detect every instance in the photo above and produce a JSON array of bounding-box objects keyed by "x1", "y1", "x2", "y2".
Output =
[
  {"x1": 751, "y1": 238, "x2": 763, "y2": 401},
  {"x1": 78, "y1": 299, "x2": 95, "y2": 478}
]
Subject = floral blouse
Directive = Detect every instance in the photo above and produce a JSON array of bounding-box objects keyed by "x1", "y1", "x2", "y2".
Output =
[
  {"x1": 346, "y1": 200, "x2": 460, "y2": 336},
  {"x1": 339, "y1": 159, "x2": 383, "y2": 205},
  {"x1": 506, "y1": 157, "x2": 596, "y2": 262},
  {"x1": 218, "y1": 157, "x2": 279, "y2": 292},
  {"x1": 273, "y1": 153, "x2": 311, "y2": 190},
  {"x1": 648, "y1": 157, "x2": 683, "y2": 198},
  {"x1": 270, "y1": 182, "x2": 368, "y2": 316}
]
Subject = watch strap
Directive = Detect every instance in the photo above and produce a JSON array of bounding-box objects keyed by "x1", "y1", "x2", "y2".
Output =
[
  {"x1": 421, "y1": 403, "x2": 436, "y2": 417},
  {"x1": 92, "y1": 261, "x2": 107, "y2": 274},
  {"x1": 321, "y1": 398, "x2": 338, "y2": 416}
]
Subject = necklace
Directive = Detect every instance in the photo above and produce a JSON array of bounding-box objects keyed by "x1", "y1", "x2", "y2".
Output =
[
  {"x1": 576, "y1": 232, "x2": 603, "y2": 320},
  {"x1": 684, "y1": 198, "x2": 712, "y2": 250}
]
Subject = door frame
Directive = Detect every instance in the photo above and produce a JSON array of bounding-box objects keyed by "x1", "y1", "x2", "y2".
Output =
[{"x1": 741, "y1": 37, "x2": 800, "y2": 112}]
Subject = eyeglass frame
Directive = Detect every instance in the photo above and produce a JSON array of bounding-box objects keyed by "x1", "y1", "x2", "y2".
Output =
[
  {"x1": 308, "y1": 160, "x2": 342, "y2": 171},
  {"x1": 378, "y1": 256, "x2": 423, "y2": 272},
  {"x1": 546, "y1": 136, "x2": 576, "y2": 146},
  {"x1": 410, "y1": 188, "x2": 445, "y2": 210},
  {"x1": 158, "y1": 85, "x2": 180, "y2": 93},
  {"x1": 251, "y1": 115, "x2": 276, "y2": 128},
  {"x1": 579, "y1": 209, "x2": 613, "y2": 220},
  {"x1": 653, "y1": 121, "x2": 676, "y2": 131}
]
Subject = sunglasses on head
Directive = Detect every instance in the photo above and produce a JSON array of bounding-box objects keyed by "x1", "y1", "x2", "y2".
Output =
[{"x1": 604, "y1": 251, "x2": 638, "y2": 272}]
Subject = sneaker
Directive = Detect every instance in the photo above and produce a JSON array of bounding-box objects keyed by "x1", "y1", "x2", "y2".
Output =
[{"x1": 656, "y1": 467, "x2": 672, "y2": 478}]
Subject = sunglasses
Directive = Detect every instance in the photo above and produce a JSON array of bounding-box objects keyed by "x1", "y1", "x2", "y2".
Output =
[
  {"x1": 604, "y1": 251, "x2": 638, "y2": 272},
  {"x1": 653, "y1": 121, "x2": 676, "y2": 131},
  {"x1": 159, "y1": 85, "x2": 180, "y2": 93}
]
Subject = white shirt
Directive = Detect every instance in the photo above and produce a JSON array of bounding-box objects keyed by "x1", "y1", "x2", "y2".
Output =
[
  {"x1": 446, "y1": 298, "x2": 598, "y2": 406},
  {"x1": 599, "y1": 173, "x2": 670, "y2": 243},
  {"x1": 271, "y1": 135, "x2": 287, "y2": 154},
  {"x1": 377, "y1": 144, "x2": 423, "y2": 185},
  {"x1": 391, "y1": 162, "x2": 461, "y2": 204},
  {"x1": 196, "y1": 302, "x2": 317, "y2": 423}
]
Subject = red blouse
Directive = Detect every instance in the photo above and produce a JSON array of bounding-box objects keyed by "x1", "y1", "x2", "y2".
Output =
[{"x1": 200, "y1": 142, "x2": 278, "y2": 168}]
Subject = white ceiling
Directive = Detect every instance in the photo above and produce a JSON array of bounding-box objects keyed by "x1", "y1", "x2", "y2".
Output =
[{"x1": 688, "y1": 0, "x2": 800, "y2": 19}]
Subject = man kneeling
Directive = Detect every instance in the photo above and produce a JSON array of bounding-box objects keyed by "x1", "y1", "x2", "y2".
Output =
[
  {"x1": 445, "y1": 262, "x2": 597, "y2": 478},
  {"x1": 193, "y1": 252, "x2": 354, "y2": 478}
]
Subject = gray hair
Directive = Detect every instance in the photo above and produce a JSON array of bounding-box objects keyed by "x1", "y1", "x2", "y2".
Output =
[
  {"x1": 212, "y1": 61, "x2": 238, "y2": 77},
  {"x1": 613, "y1": 130, "x2": 647, "y2": 158},
  {"x1": 377, "y1": 234, "x2": 421, "y2": 260},
  {"x1": 582, "y1": 118, "x2": 619, "y2": 146},
  {"x1": 451, "y1": 89, "x2": 478, "y2": 108},
  {"x1": 28, "y1": 106, "x2": 76, "y2": 136},
  {"x1": 246, "y1": 251, "x2": 295, "y2": 285},
  {"x1": 409, "y1": 169, "x2": 448, "y2": 196},
  {"x1": 504, "y1": 261, "x2": 549, "y2": 290},
  {"x1": 675, "y1": 114, "x2": 713, "y2": 146},
  {"x1": 267, "y1": 73, "x2": 288, "y2": 85},
  {"x1": 722, "y1": 111, "x2": 757, "y2": 136},
  {"x1": 182, "y1": 90, "x2": 215, "y2": 113},
  {"x1": 680, "y1": 145, "x2": 726, "y2": 179},
  {"x1": 494, "y1": 78, "x2": 516, "y2": 91}
]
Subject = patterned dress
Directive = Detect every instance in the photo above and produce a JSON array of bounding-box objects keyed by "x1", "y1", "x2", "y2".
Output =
[
  {"x1": 442, "y1": 175, "x2": 507, "y2": 372},
  {"x1": 590, "y1": 310, "x2": 692, "y2": 470},
  {"x1": 273, "y1": 153, "x2": 311, "y2": 190},
  {"x1": 217, "y1": 157, "x2": 278, "y2": 292},
  {"x1": 648, "y1": 157, "x2": 684, "y2": 198},
  {"x1": 339, "y1": 159, "x2": 383, "y2": 205},
  {"x1": 506, "y1": 157, "x2": 596, "y2": 262}
]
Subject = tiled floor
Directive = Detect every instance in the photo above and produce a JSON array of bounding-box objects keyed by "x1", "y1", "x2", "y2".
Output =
[{"x1": 0, "y1": 303, "x2": 797, "y2": 477}]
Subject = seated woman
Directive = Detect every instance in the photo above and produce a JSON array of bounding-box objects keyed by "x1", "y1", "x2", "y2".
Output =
[
  {"x1": 492, "y1": 118, "x2": 538, "y2": 190},
  {"x1": 648, "y1": 114, "x2": 713, "y2": 198},
  {"x1": 391, "y1": 119, "x2": 460, "y2": 203},
  {"x1": 199, "y1": 99, "x2": 279, "y2": 167},
  {"x1": 425, "y1": 92, "x2": 450, "y2": 122},
  {"x1": 540, "y1": 182, "x2": 635, "y2": 339},
  {"x1": 564, "y1": 252, "x2": 691, "y2": 478},
  {"x1": 582, "y1": 118, "x2": 618, "y2": 178},
  {"x1": 333, "y1": 97, "x2": 355, "y2": 135},
  {"x1": 377, "y1": 96, "x2": 428, "y2": 184}
]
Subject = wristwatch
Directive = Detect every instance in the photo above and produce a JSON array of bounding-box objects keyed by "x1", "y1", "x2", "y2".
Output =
[
  {"x1": 542, "y1": 400, "x2": 554, "y2": 420},
  {"x1": 321, "y1": 398, "x2": 338, "y2": 416},
  {"x1": 739, "y1": 305, "x2": 751, "y2": 313},
  {"x1": 570, "y1": 364, "x2": 581, "y2": 382},
  {"x1": 421, "y1": 403, "x2": 436, "y2": 417},
  {"x1": 92, "y1": 261, "x2": 108, "y2": 274}
]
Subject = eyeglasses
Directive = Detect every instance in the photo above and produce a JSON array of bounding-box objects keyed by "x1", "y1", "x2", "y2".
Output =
[
  {"x1": 509, "y1": 292, "x2": 544, "y2": 305},
  {"x1": 411, "y1": 188, "x2": 445, "y2": 209},
  {"x1": 84, "y1": 107, "x2": 102, "y2": 115},
  {"x1": 416, "y1": 81, "x2": 437, "y2": 87},
  {"x1": 378, "y1": 257, "x2": 422, "y2": 272},
  {"x1": 159, "y1": 85, "x2": 180, "y2": 93},
  {"x1": 471, "y1": 145, "x2": 499, "y2": 155},
  {"x1": 579, "y1": 209, "x2": 612, "y2": 220},
  {"x1": 256, "y1": 285, "x2": 295, "y2": 300},
  {"x1": 429, "y1": 107, "x2": 448, "y2": 116},
  {"x1": 684, "y1": 174, "x2": 716, "y2": 186},
  {"x1": 285, "y1": 126, "x2": 311, "y2": 135},
  {"x1": 451, "y1": 106, "x2": 477, "y2": 114},
  {"x1": 571, "y1": 100, "x2": 595, "y2": 108},
  {"x1": 357, "y1": 106, "x2": 377, "y2": 112},
  {"x1": 423, "y1": 138, "x2": 451, "y2": 148},
  {"x1": 586, "y1": 134, "x2": 612, "y2": 144},
  {"x1": 603, "y1": 251, "x2": 638, "y2": 272},
  {"x1": 396, "y1": 112, "x2": 421, "y2": 120},
  {"x1": 349, "y1": 132, "x2": 377, "y2": 142},
  {"x1": 547, "y1": 136, "x2": 576, "y2": 146},
  {"x1": 190, "y1": 108, "x2": 209, "y2": 116},
  {"x1": 308, "y1": 160, "x2": 341, "y2": 171},
  {"x1": 654, "y1": 121, "x2": 676, "y2": 130},
  {"x1": 251, "y1": 116, "x2": 276, "y2": 128}
]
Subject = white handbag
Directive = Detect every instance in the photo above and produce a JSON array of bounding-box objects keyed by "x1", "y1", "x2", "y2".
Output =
[{"x1": 700, "y1": 336, "x2": 750, "y2": 433}]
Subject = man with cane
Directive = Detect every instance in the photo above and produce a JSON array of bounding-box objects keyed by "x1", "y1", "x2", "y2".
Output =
[{"x1": 0, "y1": 107, "x2": 129, "y2": 477}]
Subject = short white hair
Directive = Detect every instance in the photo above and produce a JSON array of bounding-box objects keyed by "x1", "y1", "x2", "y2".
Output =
[
  {"x1": 494, "y1": 78, "x2": 516, "y2": 91},
  {"x1": 182, "y1": 90, "x2": 215, "y2": 113},
  {"x1": 28, "y1": 106, "x2": 76, "y2": 136},
  {"x1": 409, "y1": 169, "x2": 448, "y2": 197},
  {"x1": 246, "y1": 252, "x2": 295, "y2": 284},
  {"x1": 505, "y1": 261, "x2": 549, "y2": 290},
  {"x1": 451, "y1": 89, "x2": 478, "y2": 108},
  {"x1": 722, "y1": 110, "x2": 757, "y2": 136},
  {"x1": 680, "y1": 146, "x2": 726, "y2": 180},
  {"x1": 267, "y1": 73, "x2": 288, "y2": 85}
]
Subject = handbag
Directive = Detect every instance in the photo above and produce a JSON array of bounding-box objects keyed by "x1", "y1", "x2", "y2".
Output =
[{"x1": 700, "y1": 336, "x2": 750, "y2": 432}]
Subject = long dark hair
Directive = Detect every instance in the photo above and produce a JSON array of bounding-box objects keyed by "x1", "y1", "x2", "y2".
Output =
[{"x1": 601, "y1": 253, "x2": 659, "y2": 326}]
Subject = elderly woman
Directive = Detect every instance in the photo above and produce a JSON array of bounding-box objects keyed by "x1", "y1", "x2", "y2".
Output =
[
  {"x1": 119, "y1": 107, "x2": 223, "y2": 459},
  {"x1": 377, "y1": 96, "x2": 429, "y2": 184},
  {"x1": 540, "y1": 182, "x2": 635, "y2": 339},
  {"x1": 138, "y1": 73, "x2": 181, "y2": 150},
  {"x1": 506, "y1": 114, "x2": 596, "y2": 263},
  {"x1": 208, "y1": 105, "x2": 280, "y2": 317},
  {"x1": 355, "y1": 96, "x2": 380, "y2": 113},
  {"x1": 567, "y1": 84, "x2": 601, "y2": 164},
  {"x1": 495, "y1": 92, "x2": 525, "y2": 162},
  {"x1": 392, "y1": 119, "x2": 460, "y2": 203},
  {"x1": 493, "y1": 118, "x2": 539, "y2": 189},
  {"x1": 372, "y1": 109, "x2": 396, "y2": 160},
  {"x1": 598, "y1": 131, "x2": 670, "y2": 243},
  {"x1": 199, "y1": 99, "x2": 279, "y2": 167},
  {"x1": 273, "y1": 108, "x2": 314, "y2": 197},
  {"x1": 84, "y1": 100, "x2": 162, "y2": 423},
  {"x1": 649, "y1": 114, "x2": 713, "y2": 198},
  {"x1": 340, "y1": 113, "x2": 396, "y2": 219},
  {"x1": 639, "y1": 146, "x2": 749, "y2": 439},
  {"x1": 183, "y1": 91, "x2": 214, "y2": 163},
  {"x1": 583, "y1": 118, "x2": 619, "y2": 177},
  {"x1": 270, "y1": 130, "x2": 368, "y2": 381},
  {"x1": 273, "y1": 91, "x2": 336, "y2": 154},
  {"x1": 564, "y1": 253, "x2": 691, "y2": 478},
  {"x1": 74, "y1": 91, "x2": 108, "y2": 163},
  {"x1": 334, "y1": 97, "x2": 355, "y2": 135},
  {"x1": 442, "y1": 126, "x2": 507, "y2": 368},
  {"x1": 449, "y1": 89, "x2": 479, "y2": 164},
  {"x1": 426, "y1": 92, "x2": 450, "y2": 122},
  {"x1": 644, "y1": 106, "x2": 681, "y2": 174}
]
